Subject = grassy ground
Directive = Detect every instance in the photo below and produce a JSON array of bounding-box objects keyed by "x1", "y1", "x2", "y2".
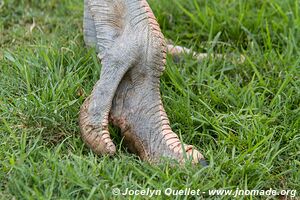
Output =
[{"x1": 0, "y1": 0, "x2": 299, "y2": 199}]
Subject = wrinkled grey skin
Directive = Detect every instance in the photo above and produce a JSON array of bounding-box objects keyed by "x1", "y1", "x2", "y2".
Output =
[{"x1": 79, "y1": 0, "x2": 206, "y2": 165}]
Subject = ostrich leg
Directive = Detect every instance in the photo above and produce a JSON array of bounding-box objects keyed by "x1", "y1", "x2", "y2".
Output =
[{"x1": 81, "y1": 0, "x2": 206, "y2": 165}]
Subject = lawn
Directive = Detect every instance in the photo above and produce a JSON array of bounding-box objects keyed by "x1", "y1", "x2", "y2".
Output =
[{"x1": 0, "y1": 0, "x2": 299, "y2": 199}]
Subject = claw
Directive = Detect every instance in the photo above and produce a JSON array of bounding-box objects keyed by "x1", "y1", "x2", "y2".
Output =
[{"x1": 199, "y1": 159, "x2": 208, "y2": 167}]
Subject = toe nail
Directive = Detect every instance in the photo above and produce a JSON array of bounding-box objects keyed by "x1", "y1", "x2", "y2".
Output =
[{"x1": 199, "y1": 159, "x2": 208, "y2": 167}]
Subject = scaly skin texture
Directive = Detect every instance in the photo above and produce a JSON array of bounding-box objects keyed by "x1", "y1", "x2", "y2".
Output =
[{"x1": 80, "y1": 0, "x2": 206, "y2": 165}]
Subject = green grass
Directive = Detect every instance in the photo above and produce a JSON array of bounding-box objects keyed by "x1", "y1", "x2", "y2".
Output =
[{"x1": 0, "y1": 0, "x2": 299, "y2": 199}]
